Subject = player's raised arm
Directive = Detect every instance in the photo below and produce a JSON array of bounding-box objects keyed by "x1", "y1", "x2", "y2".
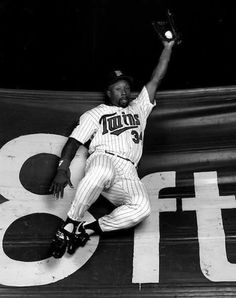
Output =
[
  {"x1": 145, "y1": 40, "x2": 175, "y2": 104},
  {"x1": 49, "y1": 137, "x2": 82, "y2": 198}
]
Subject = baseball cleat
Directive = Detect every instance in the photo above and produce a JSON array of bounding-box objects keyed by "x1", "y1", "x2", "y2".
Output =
[
  {"x1": 67, "y1": 222, "x2": 90, "y2": 255},
  {"x1": 50, "y1": 225, "x2": 72, "y2": 258}
]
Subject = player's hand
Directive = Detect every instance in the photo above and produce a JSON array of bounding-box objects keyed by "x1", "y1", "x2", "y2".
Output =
[
  {"x1": 49, "y1": 169, "x2": 73, "y2": 199},
  {"x1": 163, "y1": 39, "x2": 175, "y2": 49},
  {"x1": 152, "y1": 10, "x2": 182, "y2": 45}
]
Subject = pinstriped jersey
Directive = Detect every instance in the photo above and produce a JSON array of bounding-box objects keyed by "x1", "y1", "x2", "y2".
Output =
[{"x1": 70, "y1": 86, "x2": 156, "y2": 166}]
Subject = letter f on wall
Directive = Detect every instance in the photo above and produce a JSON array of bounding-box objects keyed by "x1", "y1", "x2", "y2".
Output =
[{"x1": 132, "y1": 172, "x2": 176, "y2": 284}]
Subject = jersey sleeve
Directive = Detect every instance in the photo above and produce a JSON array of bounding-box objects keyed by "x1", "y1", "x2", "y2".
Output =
[
  {"x1": 69, "y1": 111, "x2": 98, "y2": 144},
  {"x1": 131, "y1": 86, "x2": 156, "y2": 119}
]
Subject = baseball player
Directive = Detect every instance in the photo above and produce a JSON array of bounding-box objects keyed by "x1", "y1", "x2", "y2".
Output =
[{"x1": 50, "y1": 40, "x2": 175, "y2": 258}]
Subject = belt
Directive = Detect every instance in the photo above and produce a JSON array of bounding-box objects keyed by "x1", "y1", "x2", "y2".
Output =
[{"x1": 105, "y1": 150, "x2": 134, "y2": 165}]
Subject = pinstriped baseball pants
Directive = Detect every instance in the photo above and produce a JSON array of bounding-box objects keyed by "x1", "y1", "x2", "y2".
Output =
[{"x1": 67, "y1": 151, "x2": 151, "y2": 232}]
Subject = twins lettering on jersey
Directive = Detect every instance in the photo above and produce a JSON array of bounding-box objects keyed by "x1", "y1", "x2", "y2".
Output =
[{"x1": 99, "y1": 112, "x2": 140, "y2": 136}]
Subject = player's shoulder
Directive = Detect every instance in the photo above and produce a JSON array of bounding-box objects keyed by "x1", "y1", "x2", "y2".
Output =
[
  {"x1": 85, "y1": 104, "x2": 114, "y2": 119},
  {"x1": 131, "y1": 86, "x2": 149, "y2": 104},
  {"x1": 89, "y1": 104, "x2": 112, "y2": 113}
]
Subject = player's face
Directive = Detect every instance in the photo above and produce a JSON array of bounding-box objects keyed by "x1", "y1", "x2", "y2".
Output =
[{"x1": 107, "y1": 80, "x2": 131, "y2": 108}]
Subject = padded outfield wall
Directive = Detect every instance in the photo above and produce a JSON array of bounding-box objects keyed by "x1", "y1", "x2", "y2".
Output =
[{"x1": 1, "y1": 86, "x2": 236, "y2": 297}]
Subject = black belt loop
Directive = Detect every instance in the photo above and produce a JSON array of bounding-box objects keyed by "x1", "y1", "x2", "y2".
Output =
[{"x1": 105, "y1": 150, "x2": 134, "y2": 165}]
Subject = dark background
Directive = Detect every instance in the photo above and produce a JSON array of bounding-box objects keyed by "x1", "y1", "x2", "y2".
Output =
[{"x1": 4, "y1": 0, "x2": 236, "y2": 91}]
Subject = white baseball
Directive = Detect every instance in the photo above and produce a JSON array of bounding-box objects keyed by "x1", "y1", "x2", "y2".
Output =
[{"x1": 165, "y1": 30, "x2": 173, "y2": 39}]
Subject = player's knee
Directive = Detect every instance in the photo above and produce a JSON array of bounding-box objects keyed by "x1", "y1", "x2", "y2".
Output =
[
  {"x1": 144, "y1": 202, "x2": 151, "y2": 218},
  {"x1": 139, "y1": 201, "x2": 151, "y2": 220},
  {"x1": 131, "y1": 200, "x2": 151, "y2": 225}
]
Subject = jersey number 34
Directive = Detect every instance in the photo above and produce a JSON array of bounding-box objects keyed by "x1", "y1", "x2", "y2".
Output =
[{"x1": 131, "y1": 130, "x2": 143, "y2": 144}]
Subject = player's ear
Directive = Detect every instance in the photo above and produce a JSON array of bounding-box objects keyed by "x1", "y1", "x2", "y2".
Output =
[{"x1": 106, "y1": 90, "x2": 111, "y2": 98}]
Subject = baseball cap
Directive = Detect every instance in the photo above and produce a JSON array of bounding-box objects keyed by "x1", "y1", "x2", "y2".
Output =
[{"x1": 107, "y1": 70, "x2": 133, "y2": 88}]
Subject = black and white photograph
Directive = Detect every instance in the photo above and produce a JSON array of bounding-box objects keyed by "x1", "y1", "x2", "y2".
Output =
[{"x1": 1, "y1": 1, "x2": 236, "y2": 297}]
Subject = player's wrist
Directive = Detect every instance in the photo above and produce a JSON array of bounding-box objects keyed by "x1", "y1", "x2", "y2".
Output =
[{"x1": 58, "y1": 158, "x2": 70, "y2": 171}]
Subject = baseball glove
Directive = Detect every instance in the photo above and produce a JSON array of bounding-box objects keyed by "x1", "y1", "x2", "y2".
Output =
[{"x1": 152, "y1": 10, "x2": 182, "y2": 45}]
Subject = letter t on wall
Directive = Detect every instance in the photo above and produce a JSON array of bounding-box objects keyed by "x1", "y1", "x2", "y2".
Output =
[{"x1": 182, "y1": 171, "x2": 236, "y2": 282}]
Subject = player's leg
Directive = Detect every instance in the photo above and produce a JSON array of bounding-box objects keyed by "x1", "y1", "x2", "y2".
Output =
[
  {"x1": 51, "y1": 153, "x2": 115, "y2": 258},
  {"x1": 79, "y1": 157, "x2": 150, "y2": 234},
  {"x1": 62, "y1": 178, "x2": 150, "y2": 242},
  {"x1": 68, "y1": 153, "x2": 115, "y2": 220},
  {"x1": 98, "y1": 178, "x2": 151, "y2": 232}
]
